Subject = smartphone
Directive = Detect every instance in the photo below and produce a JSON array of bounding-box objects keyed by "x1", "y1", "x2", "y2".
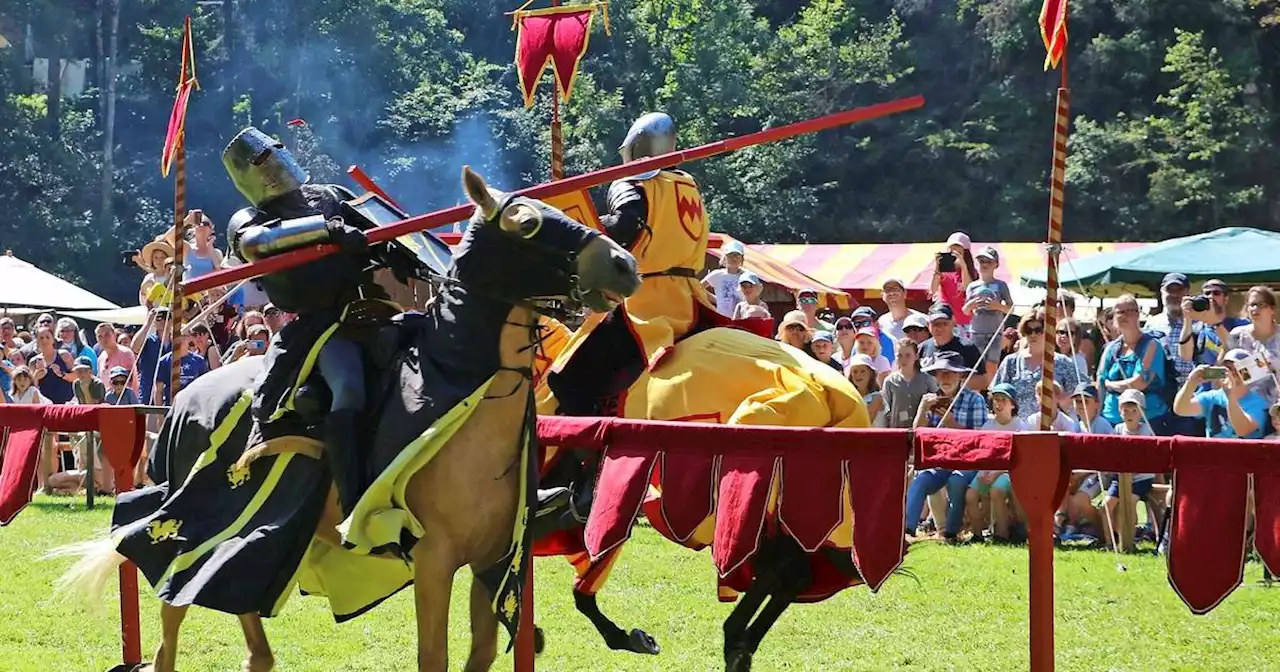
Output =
[
  {"x1": 1203, "y1": 367, "x2": 1228, "y2": 380},
  {"x1": 936, "y1": 251, "x2": 957, "y2": 273},
  {"x1": 249, "y1": 339, "x2": 267, "y2": 350}
]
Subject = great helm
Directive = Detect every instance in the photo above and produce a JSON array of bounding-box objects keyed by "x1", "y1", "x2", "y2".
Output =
[
  {"x1": 618, "y1": 113, "x2": 676, "y2": 179},
  {"x1": 222, "y1": 127, "x2": 309, "y2": 207}
]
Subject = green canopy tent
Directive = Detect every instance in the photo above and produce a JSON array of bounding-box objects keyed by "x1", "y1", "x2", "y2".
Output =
[{"x1": 1020, "y1": 227, "x2": 1280, "y2": 297}]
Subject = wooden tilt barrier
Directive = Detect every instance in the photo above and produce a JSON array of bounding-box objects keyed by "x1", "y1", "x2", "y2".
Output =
[{"x1": 2, "y1": 407, "x2": 1277, "y2": 670}]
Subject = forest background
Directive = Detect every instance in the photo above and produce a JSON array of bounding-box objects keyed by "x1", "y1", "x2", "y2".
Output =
[{"x1": 2, "y1": 0, "x2": 1278, "y2": 304}]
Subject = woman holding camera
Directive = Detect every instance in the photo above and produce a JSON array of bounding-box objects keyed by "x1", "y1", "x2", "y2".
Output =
[
  {"x1": 929, "y1": 231, "x2": 977, "y2": 337},
  {"x1": 1227, "y1": 285, "x2": 1280, "y2": 405}
]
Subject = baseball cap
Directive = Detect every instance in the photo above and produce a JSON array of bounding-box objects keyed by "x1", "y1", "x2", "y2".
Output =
[
  {"x1": 1202, "y1": 278, "x2": 1229, "y2": 293},
  {"x1": 881, "y1": 277, "x2": 906, "y2": 292},
  {"x1": 738, "y1": 271, "x2": 762, "y2": 286},
  {"x1": 1160, "y1": 272, "x2": 1189, "y2": 290},
  {"x1": 1118, "y1": 389, "x2": 1146, "y2": 408},
  {"x1": 852, "y1": 306, "x2": 877, "y2": 320},
  {"x1": 778, "y1": 310, "x2": 808, "y2": 331},
  {"x1": 797, "y1": 288, "x2": 819, "y2": 304},
  {"x1": 108, "y1": 365, "x2": 129, "y2": 380},
  {"x1": 1224, "y1": 348, "x2": 1271, "y2": 386},
  {"x1": 854, "y1": 327, "x2": 878, "y2": 340},
  {"x1": 722, "y1": 240, "x2": 746, "y2": 257},
  {"x1": 846, "y1": 353, "x2": 877, "y2": 371},
  {"x1": 73, "y1": 355, "x2": 94, "y2": 371},
  {"x1": 1070, "y1": 382, "x2": 1099, "y2": 400},
  {"x1": 975, "y1": 246, "x2": 999, "y2": 263},
  {"x1": 904, "y1": 314, "x2": 929, "y2": 330},
  {"x1": 811, "y1": 330, "x2": 834, "y2": 344},
  {"x1": 927, "y1": 302, "x2": 954, "y2": 322},
  {"x1": 834, "y1": 316, "x2": 854, "y2": 329},
  {"x1": 946, "y1": 232, "x2": 971, "y2": 250}
]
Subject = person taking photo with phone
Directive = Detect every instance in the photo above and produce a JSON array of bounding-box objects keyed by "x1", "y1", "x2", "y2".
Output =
[
  {"x1": 929, "y1": 231, "x2": 976, "y2": 338},
  {"x1": 1173, "y1": 350, "x2": 1270, "y2": 439}
]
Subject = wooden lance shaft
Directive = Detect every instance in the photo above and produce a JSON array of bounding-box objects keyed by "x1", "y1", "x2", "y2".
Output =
[
  {"x1": 1039, "y1": 88, "x2": 1069, "y2": 432},
  {"x1": 184, "y1": 94, "x2": 926, "y2": 294},
  {"x1": 170, "y1": 140, "x2": 187, "y2": 405}
]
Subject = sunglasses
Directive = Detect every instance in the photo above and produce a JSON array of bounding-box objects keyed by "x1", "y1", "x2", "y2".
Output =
[
  {"x1": 785, "y1": 324, "x2": 807, "y2": 332},
  {"x1": 111, "y1": 379, "x2": 127, "y2": 385},
  {"x1": 1023, "y1": 326, "x2": 1045, "y2": 335},
  {"x1": 904, "y1": 326, "x2": 927, "y2": 333},
  {"x1": 265, "y1": 308, "x2": 282, "y2": 316},
  {"x1": 797, "y1": 297, "x2": 818, "y2": 305},
  {"x1": 836, "y1": 324, "x2": 854, "y2": 330},
  {"x1": 1056, "y1": 329, "x2": 1071, "y2": 336}
]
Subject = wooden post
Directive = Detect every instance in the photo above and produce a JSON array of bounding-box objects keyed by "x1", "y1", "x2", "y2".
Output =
[
  {"x1": 549, "y1": 0, "x2": 564, "y2": 181},
  {"x1": 514, "y1": 557, "x2": 536, "y2": 671},
  {"x1": 169, "y1": 142, "x2": 187, "y2": 404},
  {"x1": 1038, "y1": 86, "x2": 1069, "y2": 431},
  {"x1": 1117, "y1": 474, "x2": 1136, "y2": 553},
  {"x1": 1010, "y1": 432, "x2": 1067, "y2": 672}
]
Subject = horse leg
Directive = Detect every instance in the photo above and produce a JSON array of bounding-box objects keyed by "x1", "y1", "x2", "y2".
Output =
[
  {"x1": 412, "y1": 542, "x2": 457, "y2": 672},
  {"x1": 723, "y1": 578, "x2": 771, "y2": 672},
  {"x1": 238, "y1": 613, "x2": 274, "y2": 672},
  {"x1": 148, "y1": 603, "x2": 188, "y2": 672},
  {"x1": 725, "y1": 537, "x2": 813, "y2": 672},
  {"x1": 463, "y1": 574, "x2": 499, "y2": 672},
  {"x1": 569, "y1": 547, "x2": 660, "y2": 655}
]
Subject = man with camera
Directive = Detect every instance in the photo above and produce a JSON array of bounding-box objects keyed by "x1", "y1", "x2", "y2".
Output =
[
  {"x1": 1175, "y1": 278, "x2": 1246, "y2": 382},
  {"x1": 1172, "y1": 350, "x2": 1270, "y2": 440}
]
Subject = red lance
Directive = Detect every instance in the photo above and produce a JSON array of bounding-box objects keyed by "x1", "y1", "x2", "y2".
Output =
[{"x1": 185, "y1": 94, "x2": 925, "y2": 294}]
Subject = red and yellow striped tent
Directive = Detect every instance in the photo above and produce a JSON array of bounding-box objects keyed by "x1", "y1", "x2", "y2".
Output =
[
  {"x1": 751, "y1": 242, "x2": 1148, "y2": 302},
  {"x1": 708, "y1": 234, "x2": 853, "y2": 310}
]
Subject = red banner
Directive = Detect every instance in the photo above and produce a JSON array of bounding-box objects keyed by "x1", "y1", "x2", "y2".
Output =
[
  {"x1": 513, "y1": 4, "x2": 607, "y2": 108},
  {"x1": 1039, "y1": 0, "x2": 1068, "y2": 71},
  {"x1": 161, "y1": 17, "x2": 198, "y2": 177}
]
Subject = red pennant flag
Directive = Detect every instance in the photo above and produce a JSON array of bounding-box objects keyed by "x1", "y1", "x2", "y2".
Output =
[
  {"x1": 512, "y1": 4, "x2": 609, "y2": 109},
  {"x1": 1039, "y1": 0, "x2": 1068, "y2": 71},
  {"x1": 161, "y1": 17, "x2": 199, "y2": 177}
]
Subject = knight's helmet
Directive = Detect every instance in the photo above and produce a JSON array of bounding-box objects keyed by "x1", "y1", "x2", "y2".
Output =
[
  {"x1": 618, "y1": 112, "x2": 675, "y2": 179},
  {"x1": 222, "y1": 127, "x2": 309, "y2": 208}
]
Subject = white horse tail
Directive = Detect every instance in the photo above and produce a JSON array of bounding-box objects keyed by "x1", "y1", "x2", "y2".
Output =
[{"x1": 45, "y1": 536, "x2": 127, "y2": 612}]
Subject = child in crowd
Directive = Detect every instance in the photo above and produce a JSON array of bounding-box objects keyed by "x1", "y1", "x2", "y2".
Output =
[
  {"x1": 853, "y1": 327, "x2": 892, "y2": 383},
  {"x1": 964, "y1": 246, "x2": 1013, "y2": 378},
  {"x1": 1070, "y1": 383, "x2": 1113, "y2": 434},
  {"x1": 72, "y1": 356, "x2": 106, "y2": 405},
  {"x1": 809, "y1": 331, "x2": 843, "y2": 373},
  {"x1": 731, "y1": 272, "x2": 770, "y2": 320},
  {"x1": 9, "y1": 366, "x2": 49, "y2": 404},
  {"x1": 847, "y1": 353, "x2": 885, "y2": 426},
  {"x1": 1025, "y1": 380, "x2": 1076, "y2": 431},
  {"x1": 702, "y1": 240, "x2": 746, "y2": 317},
  {"x1": 1269, "y1": 402, "x2": 1280, "y2": 440},
  {"x1": 105, "y1": 366, "x2": 140, "y2": 405},
  {"x1": 880, "y1": 338, "x2": 936, "y2": 429},
  {"x1": 1104, "y1": 389, "x2": 1157, "y2": 545},
  {"x1": 971, "y1": 383, "x2": 1023, "y2": 541}
]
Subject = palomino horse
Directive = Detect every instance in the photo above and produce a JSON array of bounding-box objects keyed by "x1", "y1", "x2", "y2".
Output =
[
  {"x1": 532, "y1": 321, "x2": 875, "y2": 671},
  {"x1": 54, "y1": 167, "x2": 641, "y2": 672}
]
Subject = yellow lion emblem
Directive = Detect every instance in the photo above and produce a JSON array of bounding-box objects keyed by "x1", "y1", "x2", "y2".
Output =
[
  {"x1": 227, "y1": 462, "x2": 252, "y2": 489},
  {"x1": 147, "y1": 519, "x2": 183, "y2": 545},
  {"x1": 501, "y1": 592, "x2": 519, "y2": 620}
]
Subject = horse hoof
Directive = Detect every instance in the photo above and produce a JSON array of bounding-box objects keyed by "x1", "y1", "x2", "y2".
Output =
[
  {"x1": 626, "y1": 629, "x2": 660, "y2": 655},
  {"x1": 534, "y1": 627, "x2": 545, "y2": 655},
  {"x1": 243, "y1": 654, "x2": 275, "y2": 671}
]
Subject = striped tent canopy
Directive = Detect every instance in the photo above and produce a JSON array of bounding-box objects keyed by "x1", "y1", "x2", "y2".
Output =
[
  {"x1": 708, "y1": 234, "x2": 852, "y2": 310},
  {"x1": 751, "y1": 242, "x2": 1148, "y2": 302}
]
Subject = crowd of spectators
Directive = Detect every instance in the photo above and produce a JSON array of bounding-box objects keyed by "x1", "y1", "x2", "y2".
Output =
[{"x1": 719, "y1": 235, "x2": 1280, "y2": 550}]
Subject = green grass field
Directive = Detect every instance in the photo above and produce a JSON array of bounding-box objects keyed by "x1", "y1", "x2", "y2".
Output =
[{"x1": 4, "y1": 495, "x2": 1278, "y2": 671}]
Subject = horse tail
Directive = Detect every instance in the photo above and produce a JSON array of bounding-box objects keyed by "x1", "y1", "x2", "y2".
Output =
[{"x1": 45, "y1": 536, "x2": 127, "y2": 612}]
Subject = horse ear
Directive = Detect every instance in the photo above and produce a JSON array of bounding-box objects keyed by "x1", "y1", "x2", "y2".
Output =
[{"x1": 462, "y1": 165, "x2": 499, "y2": 220}]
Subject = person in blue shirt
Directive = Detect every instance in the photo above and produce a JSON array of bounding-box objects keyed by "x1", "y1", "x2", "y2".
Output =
[
  {"x1": 131, "y1": 307, "x2": 173, "y2": 406},
  {"x1": 1173, "y1": 350, "x2": 1270, "y2": 440},
  {"x1": 153, "y1": 331, "x2": 209, "y2": 405}
]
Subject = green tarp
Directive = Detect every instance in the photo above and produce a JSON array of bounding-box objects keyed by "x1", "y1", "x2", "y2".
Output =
[{"x1": 1020, "y1": 227, "x2": 1280, "y2": 297}]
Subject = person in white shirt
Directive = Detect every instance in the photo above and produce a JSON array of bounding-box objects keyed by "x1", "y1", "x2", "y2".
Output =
[
  {"x1": 877, "y1": 277, "x2": 926, "y2": 345},
  {"x1": 970, "y1": 383, "x2": 1023, "y2": 540},
  {"x1": 731, "y1": 271, "x2": 770, "y2": 320},
  {"x1": 1105, "y1": 389, "x2": 1158, "y2": 545},
  {"x1": 853, "y1": 327, "x2": 892, "y2": 384},
  {"x1": 702, "y1": 240, "x2": 747, "y2": 317},
  {"x1": 1025, "y1": 379, "x2": 1077, "y2": 431}
]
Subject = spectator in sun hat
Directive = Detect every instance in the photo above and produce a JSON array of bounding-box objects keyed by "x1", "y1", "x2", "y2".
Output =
[
  {"x1": 105, "y1": 366, "x2": 140, "y2": 405},
  {"x1": 809, "y1": 330, "x2": 843, "y2": 372},
  {"x1": 794, "y1": 288, "x2": 835, "y2": 332},
  {"x1": 703, "y1": 240, "x2": 748, "y2": 317},
  {"x1": 903, "y1": 313, "x2": 930, "y2": 345},
  {"x1": 1173, "y1": 350, "x2": 1270, "y2": 440},
  {"x1": 964, "y1": 245, "x2": 1013, "y2": 376},
  {"x1": 930, "y1": 231, "x2": 977, "y2": 337},
  {"x1": 136, "y1": 235, "x2": 175, "y2": 307},
  {"x1": 776, "y1": 310, "x2": 811, "y2": 350},
  {"x1": 919, "y1": 302, "x2": 986, "y2": 389},
  {"x1": 877, "y1": 277, "x2": 924, "y2": 346},
  {"x1": 906, "y1": 350, "x2": 987, "y2": 542},
  {"x1": 846, "y1": 353, "x2": 886, "y2": 426},
  {"x1": 983, "y1": 383, "x2": 1026, "y2": 431},
  {"x1": 851, "y1": 306, "x2": 895, "y2": 365},
  {"x1": 731, "y1": 271, "x2": 771, "y2": 320}
]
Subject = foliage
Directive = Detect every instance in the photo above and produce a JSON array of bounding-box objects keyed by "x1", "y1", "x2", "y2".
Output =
[{"x1": 1, "y1": 0, "x2": 1278, "y2": 304}]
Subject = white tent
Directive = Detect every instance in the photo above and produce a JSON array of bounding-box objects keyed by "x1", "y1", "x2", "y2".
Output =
[
  {"x1": 63, "y1": 305, "x2": 148, "y2": 325},
  {"x1": 0, "y1": 252, "x2": 119, "y2": 311}
]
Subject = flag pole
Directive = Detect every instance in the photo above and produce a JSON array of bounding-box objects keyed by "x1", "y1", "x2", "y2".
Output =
[{"x1": 169, "y1": 17, "x2": 194, "y2": 405}]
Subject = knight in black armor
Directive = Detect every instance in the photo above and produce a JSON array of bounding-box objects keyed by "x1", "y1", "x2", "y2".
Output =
[{"x1": 223, "y1": 127, "x2": 383, "y2": 517}]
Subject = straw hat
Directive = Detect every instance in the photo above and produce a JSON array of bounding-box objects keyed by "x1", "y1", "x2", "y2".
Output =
[{"x1": 137, "y1": 238, "x2": 174, "y2": 272}]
